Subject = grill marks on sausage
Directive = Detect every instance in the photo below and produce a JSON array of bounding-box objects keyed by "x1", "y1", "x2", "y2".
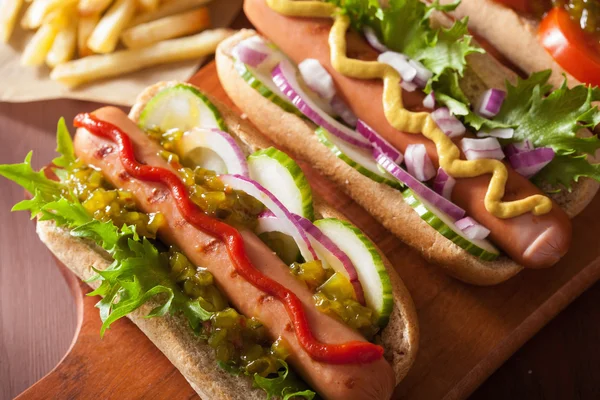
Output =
[
  {"x1": 148, "y1": 187, "x2": 169, "y2": 204},
  {"x1": 94, "y1": 145, "x2": 114, "y2": 159}
]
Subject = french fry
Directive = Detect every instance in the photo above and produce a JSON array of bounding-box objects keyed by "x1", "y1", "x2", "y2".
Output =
[
  {"x1": 121, "y1": 7, "x2": 209, "y2": 49},
  {"x1": 0, "y1": 0, "x2": 24, "y2": 42},
  {"x1": 21, "y1": 0, "x2": 77, "y2": 30},
  {"x1": 51, "y1": 28, "x2": 232, "y2": 86},
  {"x1": 137, "y1": 0, "x2": 158, "y2": 12},
  {"x1": 46, "y1": 14, "x2": 77, "y2": 67},
  {"x1": 77, "y1": 0, "x2": 112, "y2": 16},
  {"x1": 21, "y1": 9, "x2": 68, "y2": 66},
  {"x1": 77, "y1": 14, "x2": 100, "y2": 57},
  {"x1": 128, "y1": 0, "x2": 211, "y2": 27},
  {"x1": 87, "y1": 0, "x2": 136, "y2": 53}
]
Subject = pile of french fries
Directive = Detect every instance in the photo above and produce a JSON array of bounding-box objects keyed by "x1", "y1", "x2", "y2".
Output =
[{"x1": 0, "y1": 0, "x2": 233, "y2": 86}]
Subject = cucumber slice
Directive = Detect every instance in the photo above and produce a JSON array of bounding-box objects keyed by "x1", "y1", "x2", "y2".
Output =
[
  {"x1": 258, "y1": 231, "x2": 301, "y2": 265},
  {"x1": 315, "y1": 127, "x2": 402, "y2": 189},
  {"x1": 248, "y1": 147, "x2": 314, "y2": 221},
  {"x1": 314, "y1": 218, "x2": 393, "y2": 327},
  {"x1": 138, "y1": 84, "x2": 227, "y2": 133},
  {"x1": 402, "y1": 189, "x2": 500, "y2": 261},
  {"x1": 233, "y1": 60, "x2": 303, "y2": 117}
]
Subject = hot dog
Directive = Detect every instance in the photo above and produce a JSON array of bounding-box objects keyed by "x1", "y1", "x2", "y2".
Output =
[
  {"x1": 75, "y1": 106, "x2": 395, "y2": 400},
  {"x1": 215, "y1": 0, "x2": 600, "y2": 284},
  {"x1": 0, "y1": 81, "x2": 418, "y2": 399}
]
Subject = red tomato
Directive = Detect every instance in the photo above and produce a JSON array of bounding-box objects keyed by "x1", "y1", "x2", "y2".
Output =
[{"x1": 538, "y1": 7, "x2": 600, "y2": 87}]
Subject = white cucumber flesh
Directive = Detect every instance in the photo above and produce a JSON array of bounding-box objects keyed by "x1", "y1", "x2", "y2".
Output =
[{"x1": 248, "y1": 147, "x2": 314, "y2": 221}]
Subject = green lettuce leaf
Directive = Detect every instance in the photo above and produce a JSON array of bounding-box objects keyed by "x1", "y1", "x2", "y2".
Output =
[
  {"x1": 532, "y1": 154, "x2": 600, "y2": 191},
  {"x1": 494, "y1": 71, "x2": 600, "y2": 189},
  {"x1": 253, "y1": 361, "x2": 315, "y2": 400}
]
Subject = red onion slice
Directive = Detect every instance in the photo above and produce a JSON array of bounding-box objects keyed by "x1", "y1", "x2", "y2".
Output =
[
  {"x1": 432, "y1": 168, "x2": 456, "y2": 200},
  {"x1": 295, "y1": 215, "x2": 365, "y2": 305},
  {"x1": 431, "y1": 107, "x2": 466, "y2": 138},
  {"x1": 272, "y1": 60, "x2": 371, "y2": 149},
  {"x1": 404, "y1": 144, "x2": 436, "y2": 181},
  {"x1": 455, "y1": 217, "x2": 491, "y2": 240},
  {"x1": 504, "y1": 140, "x2": 533, "y2": 157},
  {"x1": 232, "y1": 36, "x2": 271, "y2": 68},
  {"x1": 330, "y1": 95, "x2": 358, "y2": 127},
  {"x1": 476, "y1": 128, "x2": 514, "y2": 139},
  {"x1": 178, "y1": 128, "x2": 249, "y2": 176},
  {"x1": 220, "y1": 174, "x2": 317, "y2": 261},
  {"x1": 477, "y1": 88, "x2": 506, "y2": 118},
  {"x1": 298, "y1": 58, "x2": 336, "y2": 102},
  {"x1": 374, "y1": 148, "x2": 466, "y2": 221},
  {"x1": 461, "y1": 137, "x2": 505, "y2": 160},
  {"x1": 508, "y1": 147, "x2": 555, "y2": 178},
  {"x1": 356, "y1": 120, "x2": 403, "y2": 164},
  {"x1": 363, "y1": 26, "x2": 388, "y2": 52},
  {"x1": 423, "y1": 92, "x2": 435, "y2": 110},
  {"x1": 255, "y1": 212, "x2": 366, "y2": 304},
  {"x1": 378, "y1": 51, "x2": 417, "y2": 82}
]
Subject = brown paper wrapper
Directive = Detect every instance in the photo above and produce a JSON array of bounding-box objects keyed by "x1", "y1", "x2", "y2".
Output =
[{"x1": 0, "y1": 0, "x2": 242, "y2": 106}]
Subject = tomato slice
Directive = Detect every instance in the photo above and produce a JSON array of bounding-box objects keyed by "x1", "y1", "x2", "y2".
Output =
[{"x1": 538, "y1": 7, "x2": 600, "y2": 87}]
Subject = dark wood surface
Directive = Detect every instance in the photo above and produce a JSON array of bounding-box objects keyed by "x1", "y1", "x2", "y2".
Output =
[{"x1": 2, "y1": 9, "x2": 600, "y2": 400}]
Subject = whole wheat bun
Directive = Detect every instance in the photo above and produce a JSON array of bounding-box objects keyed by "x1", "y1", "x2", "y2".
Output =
[
  {"x1": 216, "y1": 29, "x2": 598, "y2": 286},
  {"x1": 35, "y1": 81, "x2": 419, "y2": 400}
]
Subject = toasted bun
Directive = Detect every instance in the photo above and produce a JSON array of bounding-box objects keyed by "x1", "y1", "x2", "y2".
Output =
[
  {"x1": 217, "y1": 30, "x2": 525, "y2": 286},
  {"x1": 36, "y1": 82, "x2": 419, "y2": 399}
]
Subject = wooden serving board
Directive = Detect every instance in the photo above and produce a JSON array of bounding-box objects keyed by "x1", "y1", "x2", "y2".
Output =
[{"x1": 16, "y1": 63, "x2": 600, "y2": 400}]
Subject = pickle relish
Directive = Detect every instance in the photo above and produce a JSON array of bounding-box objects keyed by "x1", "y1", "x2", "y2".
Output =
[
  {"x1": 290, "y1": 260, "x2": 379, "y2": 338},
  {"x1": 64, "y1": 160, "x2": 164, "y2": 238},
  {"x1": 553, "y1": 0, "x2": 600, "y2": 36}
]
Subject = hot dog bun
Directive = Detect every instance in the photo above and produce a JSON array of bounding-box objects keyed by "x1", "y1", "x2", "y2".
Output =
[
  {"x1": 216, "y1": 28, "x2": 597, "y2": 285},
  {"x1": 35, "y1": 81, "x2": 418, "y2": 400}
]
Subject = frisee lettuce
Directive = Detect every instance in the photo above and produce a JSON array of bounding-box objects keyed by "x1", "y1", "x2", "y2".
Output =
[
  {"x1": 0, "y1": 120, "x2": 317, "y2": 400},
  {"x1": 219, "y1": 360, "x2": 315, "y2": 400},
  {"x1": 494, "y1": 71, "x2": 600, "y2": 190}
]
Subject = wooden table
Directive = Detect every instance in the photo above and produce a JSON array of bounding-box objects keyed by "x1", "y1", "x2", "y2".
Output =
[{"x1": 2, "y1": 12, "x2": 600, "y2": 400}]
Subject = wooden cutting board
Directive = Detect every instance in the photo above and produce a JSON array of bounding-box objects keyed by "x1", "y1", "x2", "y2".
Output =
[{"x1": 16, "y1": 62, "x2": 600, "y2": 400}]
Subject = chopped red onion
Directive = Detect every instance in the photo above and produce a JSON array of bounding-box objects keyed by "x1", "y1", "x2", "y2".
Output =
[
  {"x1": 409, "y1": 59, "x2": 433, "y2": 88},
  {"x1": 431, "y1": 107, "x2": 466, "y2": 138},
  {"x1": 400, "y1": 80, "x2": 418, "y2": 92},
  {"x1": 232, "y1": 36, "x2": 271, "y2": 68},
  {"x1": 272, "y1": 60, "x2": 371, "y2": 149},
  {"x1": 330, "y1": 95, "x2": 358, "y2": 127},
  {"x1": 477, "y1": 88, "x2": 506, "y2": 118},
  {"x1": 404, "y1": 144, "x2": 436, "y2": 181},
  {"x1": 432, "y1": 168, "x2": 456, "y2": 200},
  {"x1": 363, "y1": 26, "x2": 388, "y2": 52},
  {"x1": 423, "y1": 91, "x2": 435, "y2": 110},
  {"x1": 378, "y1": 51, "x2": 417, "y2": 82},
  {"x1": 356, "y1": 120, "x2": 403, "y2": 164},
  {"x1": 461, "y1": 137, "x2": 505, "y2": 160},
  {"x1": 374, "y1": 149, "x2": 465, "y2": 221},
  {"x1": 504, "y1": 139, "x2": 533, "y2": 157},
  {"x1": 508, "y1": 147, "x2": 555, "y2": 178},
  {"x1": 455, "y1": 217, "x2": 491, "y2": 240},
  {"x1": 476, "y1": 128, "x2": 514, "y2": 139},
  {"x1": 298, "y1": 58, "x2": 336, "y2": 102}
]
